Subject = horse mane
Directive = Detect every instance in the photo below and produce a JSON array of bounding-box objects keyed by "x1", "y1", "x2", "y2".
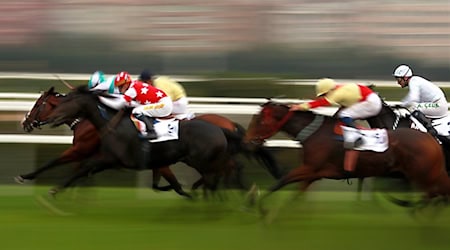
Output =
[
  {"x1": 263, "y1": 100, "x2": 331, "y2": 119},
  {"x1": 70, "y1": 84, "x2": 118, "y2": 99}
]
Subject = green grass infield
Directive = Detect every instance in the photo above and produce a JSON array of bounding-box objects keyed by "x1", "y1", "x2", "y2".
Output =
[{"x1": 1, "y1": 185, "x2": 449, "y2": 250}]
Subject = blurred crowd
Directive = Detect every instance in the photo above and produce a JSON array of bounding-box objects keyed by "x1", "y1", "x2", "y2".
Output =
[{"x1": 1, "y1": 0, "x2": 449, "y2": 62}]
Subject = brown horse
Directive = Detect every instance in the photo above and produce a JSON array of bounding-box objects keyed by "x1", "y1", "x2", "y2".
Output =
[
  {"x1": 17, "y1": 87, "x2": 280, "y2": 196},
  {"x1": 244, "y1": 101, "x2": 450, "y2": 209}
]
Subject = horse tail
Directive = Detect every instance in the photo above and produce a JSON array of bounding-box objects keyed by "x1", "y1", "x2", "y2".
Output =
[
  {"x1": 233, "y1": 122, "x2": 246, "y2": 136},
  {"x1": 220, "y1": 127, "x2": 283, "y2": 180},
  {"x1": 251, "y1": 146, "x2": 283, "y2": 179}
]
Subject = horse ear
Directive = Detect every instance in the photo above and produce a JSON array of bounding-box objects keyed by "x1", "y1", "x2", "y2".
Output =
[
  {"x1": 367, "y1": 83, "x2": 376, "y2": 90},
  {"x1": 48, "y1": 86, "x2": 55, "y2": 93}
]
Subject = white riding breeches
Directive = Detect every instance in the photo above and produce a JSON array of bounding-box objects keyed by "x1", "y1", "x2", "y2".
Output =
[
  {"x1": 132, "y1": 96, "x2": 173, "y2": 117},
  {"x1": 338, "y1": 93, "x2": 382, "y2": 119},
  {"x1": 414, "y1": 97, "x2": 448, "y2": 119},
  {"x1": 172, "y1": 97, "x2": 189, "y2": 115}
]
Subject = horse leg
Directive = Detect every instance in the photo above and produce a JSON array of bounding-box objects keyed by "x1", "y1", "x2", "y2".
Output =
[
  {"x1": 191, "y1": 178, "x2": 204, "y2": 191},
  {"x1": 49, "y1": 156, "x2": 113, "y2": 196},
  {"x1": 152, "y1": 167, "x2": 173, "y2": 191},
  {"x1": 258, "y1": 166, "x2": 342, "y2": 216},
  {"x1": 265, "y1": 166, "x2": 316, "y2": 194},
  {"x1": 155, "y1": 166, "x2": 192, "y2": 199},
  {"x1": 15, "y1": 146, "x2": 89, "y2": 183}
]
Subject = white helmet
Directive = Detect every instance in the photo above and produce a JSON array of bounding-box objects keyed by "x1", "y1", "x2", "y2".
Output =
[
  {"x1": 315, "y1": 78, "x2": 337, "y2": 97},
  {"x1": 393, "y1": 65, "x2": 412, "y2": 78}
]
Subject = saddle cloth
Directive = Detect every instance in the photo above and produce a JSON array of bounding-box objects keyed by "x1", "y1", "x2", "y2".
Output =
[
  {"x1": 151, "y1": 118, "x2": 180, "y2": 142},
  {"x1": 131, "y1": 116, "x2": 180, "y2": 142},
  {"x1": 341, "y1": 126, "x2": 389, "y2": 152},
  {"x1": 410, "y1": 115, "x2": 450, "y2": 136}
]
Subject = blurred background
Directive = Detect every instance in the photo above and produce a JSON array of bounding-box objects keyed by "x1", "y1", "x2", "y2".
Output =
[
  {"x1": 0, "y1": 0, "x2": 448, "y2": 188},
  {"x1": 0, "y1": 2, "x2": 449, "y2": 250},
  {"x1": 0, "y1": 0, "x2": 448, "y2": 79}
]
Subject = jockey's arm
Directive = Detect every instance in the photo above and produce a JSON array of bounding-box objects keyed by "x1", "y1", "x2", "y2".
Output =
[
  {"x1": 308, "y1": 97, "x2": 332, "y2": 108},
  {"x1": 290, "y1": 97, "x2": 330, "y2": 111},
  {"x1": 401, "y1": 81, "x2": 420, "y2": 108},
  {"x1": 91, "y1": 81, "x2": 111, "y2": 92},
  {"x1": 99, "y1": 96, "x2": 128, "y2": 110}
]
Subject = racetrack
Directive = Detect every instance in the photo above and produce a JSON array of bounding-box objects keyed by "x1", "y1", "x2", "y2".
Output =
[{"x1": 1, "y1": 185, "x2": 449, "y2": 250}]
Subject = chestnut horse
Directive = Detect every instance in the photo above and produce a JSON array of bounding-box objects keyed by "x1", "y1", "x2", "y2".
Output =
[
  {"x1": 244, "y1": 101, "x2": 450, "y2": 209},
  {"x1": 17, "y1": 87, "x2": 280, "y2": 197}
]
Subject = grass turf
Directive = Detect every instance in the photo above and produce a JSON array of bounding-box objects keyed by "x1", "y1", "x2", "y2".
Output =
[{"x1": 1, "y1": 185, "x2": 450, "y2": 250}]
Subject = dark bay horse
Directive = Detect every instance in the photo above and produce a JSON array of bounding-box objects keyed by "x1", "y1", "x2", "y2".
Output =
[
  {"x1": 18, "y1": 87, "x2": 193, "y2": 197},
  {"x1": 44, "y1": 86, "x2": 270, "y2": 196},
  {"x1": 366, "y1": 97, "x2": 450, "y2": 173},
  {"x1": 244, "y1": 101, "x2": 450, "y2": 209},
  {"x1": 17, "y1": 87, "x2": 280, "y2": 196}
]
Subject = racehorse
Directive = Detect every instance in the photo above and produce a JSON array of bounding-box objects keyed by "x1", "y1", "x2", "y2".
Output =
[
  {"x1": 366, "y1": 97, "x2": 450, "y2": 173},
  {"x1": 17, "y1": 87, "x2": 281, "y2": 196},
  {"x1": 18, "y1": 87, "x2": 193, "y2": 197},
  {"x1": 244, "y1": 101, "x2": 450, "y2": 209}
]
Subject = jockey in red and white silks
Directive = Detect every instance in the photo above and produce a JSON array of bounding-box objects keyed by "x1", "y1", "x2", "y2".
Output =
[{"x1": 123, "y1": 80, "x2": 173, "y2": 118}]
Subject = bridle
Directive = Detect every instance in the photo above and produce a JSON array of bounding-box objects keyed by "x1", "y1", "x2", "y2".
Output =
[
  {"x1": 248, "y1": 105, "x2": 294, "y2": 145},
  {"x1": 26, "y1": 94, "x2": 53, "y2": 129}
]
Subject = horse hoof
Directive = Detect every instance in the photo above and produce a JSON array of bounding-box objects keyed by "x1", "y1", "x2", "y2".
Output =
[{"x1": 14, "y1": 176, "x2": 25, "y2": 184}]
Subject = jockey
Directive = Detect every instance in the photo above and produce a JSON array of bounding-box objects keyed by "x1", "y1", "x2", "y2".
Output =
[
  {"x1": 88, "y1": 71, "x2": 121, "y2": 95},
  {"x1": 393, "y1": 64, "x2": 448, "y2": 136},
  {"x1": 139, "y1": 69, "x2": 194, "y2": 120},
  {"x1": 98, "y1": 72, "x2": 173, "y2": 169},
  {"x1": 290, "y1": 78, "x2": 382, "y2": 172}
]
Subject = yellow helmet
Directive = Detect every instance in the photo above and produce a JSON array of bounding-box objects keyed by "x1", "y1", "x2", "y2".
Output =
[{"x1": 315, "y1": 78, "x2": 336, "y2": 97}]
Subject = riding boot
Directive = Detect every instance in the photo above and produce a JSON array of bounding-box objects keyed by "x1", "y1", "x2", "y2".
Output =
[
  {"x1": 134, "y1": 114, "x2": 158, "y2": 140},
  {"x1": 341, "y1": 116, "x2": 361, "y2": 172},
  {"x1": 411, "y1": 110, "x2": 438, "y2": 137}
]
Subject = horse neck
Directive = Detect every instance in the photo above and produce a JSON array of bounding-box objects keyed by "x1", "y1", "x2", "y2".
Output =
[
  {"x1": 282, "y1": 111, "x2": 330, "y2": 139},
  {"x1": 367, "y1": 105, "x2": 410, "y2": 130},
  {"x1": 51, "y1": 95, "x2": 86, "y2": 129},
  {"x1": 92, "y1": 105, "x2": 133, "y2": 138}
]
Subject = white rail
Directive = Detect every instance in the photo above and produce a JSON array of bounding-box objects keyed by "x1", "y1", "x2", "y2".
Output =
[
  {"x1": 0, "y1": 134, "x2": 302, "y2": 148},
  {"x1": 0, "y1": 72, "x2": 448, "y2": 148}
]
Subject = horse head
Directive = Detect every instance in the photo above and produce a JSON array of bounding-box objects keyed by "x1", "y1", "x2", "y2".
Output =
[
  {"x1": 48, "y1": 85, "x2": 97, "y2": 127},
  {"x1": 22, "y1": 86, "x2": 65, "y2": 132},
  {"x1": 245, "y1": 101, "x2": 297, "y2": 147},
  {"x1": 48, "y1": 85, "x2": 124, "y2": 130}
]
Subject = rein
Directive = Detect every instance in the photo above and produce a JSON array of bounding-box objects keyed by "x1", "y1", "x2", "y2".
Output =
[{"x1": 259, "y1": 111, "x2": 294, "y2": 139}]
